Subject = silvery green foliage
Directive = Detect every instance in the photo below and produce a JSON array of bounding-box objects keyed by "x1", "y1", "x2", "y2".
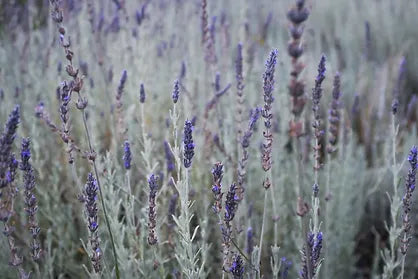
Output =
[{"x1": 0, "y1": 0, "x2": 417, "y2": 278}]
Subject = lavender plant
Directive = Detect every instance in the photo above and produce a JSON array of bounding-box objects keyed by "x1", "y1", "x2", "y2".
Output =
[
  {"x1": 19, "y1": 138, "x2": 41, "y2": 262},
  {"x1": 81, "y1": 173, "x2": 102, "y2": 273},
  {"x1": 0, "y1": 0, "x2": 417, "y2": 278}
]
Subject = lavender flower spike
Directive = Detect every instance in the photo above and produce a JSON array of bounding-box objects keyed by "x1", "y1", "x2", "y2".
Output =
[
  {"x1": 327, "y1": 73, "x2": 341, "y2": 154},
  {"x1": 300, "y1": 231, "x2": 323, "y2": 279},
  {"x1": 183, "y1": 120, "x2": 195, "y2": 168},
  {"x1": 242, "y1": 107, "x2": 261, "y2": 149},
  {"x1": 400, "y1": 146, "x2": 417, "y2": 255},
  {"x1": 172, "y1": 80, "x2": 180, "y2": 103},
  {"x1": 211, "y1": 162, "x2": 224, "y2": 213},
  {"x1": 230, "y1": 254, "x2": 244, "y2": 279},
  {"x1": 246, "y1": 227, "x2": 253, "y2": 255},
  {"x1": 281, "y1": 257, "x2": 292, "y2": 279},
  {"x1": 122, "y1": 141, "x2": 131, "y2": 170},
  {"x1": 312, "y1": 55, "x2": 326, "y2": 175},
  {"x1": 0, "y1": 105, "x2": 20, "y2": 189},
  {"x1": 235, "y1": 43, "x2": 245, "y2": 146},
  {"x1": 83, "y1": 173, "x2": 102, "y2": 273},
  {"x1": 116, "y1": 70, "x2": 127, "y2": 102},
  {"x1": 147, "y1": 174, "x2": 159, "y2": 245},
  {"x1": 221, "y1": 183, "x2": 240, "y2": 270},
  {"x1": 164, "y1": 141, "x2": 175, "y2": 173},
  {"x1": 225, "y1": 183, "x2": 239, "y2": 222},
  {"x1": 262, "y1": 49, "x2": 278, "y2": 130},
  {"x1": 139, "y1": 83, "x2": 146, "y2": 103},
  {"x1": 311, "y1": 232, "x2": 323, "y2": 267},
  {"x1": 312, "y1": 55, "x2": 326, "y2": 107},
  {"x1": 20, "y1": 138, "x2": 41, "y2": 261},
  {"x1": 261, "y1": 50, "x2": 278, "y2": 177}
]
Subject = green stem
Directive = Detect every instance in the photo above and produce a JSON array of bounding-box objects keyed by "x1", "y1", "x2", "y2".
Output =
[
  {"x1": 269, "y1": 170, "x2": 278, "y2": 245},
  {"x1": 81, "y1": 111, "x2": 120, "y2": 279},
  {"x1": 257, "y1": 189, "x2": 269, "y2": 278},
  {"x1": 400, "y1": 255, "x2": 406, "y2": 279},
  {"x1": 324, "y1": 155, "x2": 331, "y2": 278},
  {"x1": 390, "y1": 115, "x2": 398, "y2": 265}
]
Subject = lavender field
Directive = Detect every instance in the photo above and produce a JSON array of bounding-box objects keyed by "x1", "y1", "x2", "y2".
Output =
[{"x1": 0, "y1": 0, "x2": 417, "y2": 278}]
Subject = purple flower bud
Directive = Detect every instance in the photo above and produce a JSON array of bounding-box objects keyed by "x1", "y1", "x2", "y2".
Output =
[
  {"x1": 139, "y1": 83, "x2": 146, "y2": 103},
  {"x1": 117, "y1": 70, "x2": 127, "y2": 100},
  {"x1": 172, "y1": 80, "x2": 180, "y2": 103}
]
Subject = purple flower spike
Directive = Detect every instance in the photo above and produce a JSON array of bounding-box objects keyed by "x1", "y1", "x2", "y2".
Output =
[
  {"x1": 164, "y1": 141, "x2": 175, "y2": 173},
  {"x1": 83, "y1": 173, "x2": 102, "y2": 273},
  {"x1": 172, "y1": 80, "x2": 180, "y2": 103},
  {"x1": 230, "y1": 254, "x2": 244, "y2": 279},
  {"x1": 139, "y1": 83, "x2": 146, "y2": 103},
  {"x1": 225, "y1": 183, "x2": 238, "y2": 222},
  {"x1": 262, "y1": 49, "x2": 278, "y2": 115},
  {"x1": 312, "y1": 55, "x2": 326, "y2": 107},
  {"x1": 20, "y1": 138, "x2": 41, "y2": 261},
  {"x1": 211, "y1": 162, "x2": 224, "y2": 213},
  {"x1": 183, "y1": 120, "x2": 195, "y2": 168},
  {"x1": 123, "y1": 141, "x2": 132, "y2": 170},
  {"x1": 147, "y1": 174, "x2": 159, "y2": 245},
  {"x1": 401, "y1": 146, "x2": 417, "y2": 254}
]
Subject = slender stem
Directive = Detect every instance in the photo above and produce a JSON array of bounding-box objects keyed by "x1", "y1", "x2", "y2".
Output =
[
  {"x1": 312, "y1": 134, "x2": 320, "y2": 234},
  {"x1": 70, "y1": 161, "x2": 81, "y2": 190},
  {"x1": 400, "y1": 255, "x2": 406, "y2": 279},
  {"x1": 392, "y1": 115, "x2": 397, "y2": 197},
  {"x1": 141, "y1": 104, "x2": 153, "y2": 175},
  {"x1": 126, "y1": 170, "x2": 131, "y2": 196},
  {"x1": 257, "y1": 189, "x2": 269, "y2": 278},
  {"x1": 81, "y1": 111, "x2": 120, "y2": 279},
  {"x1": 231, "y1": 239, "x2": 250, "y2": 263},
  {"x1": 172, "y1": 103, "x2": 181, "y2": 180},
  {"x1": 390, "y1": 114, "x2": 398, "y2": 265},
  {"x1": 215, "y1": 208, "x2": 226, "y2": 278},
  {"x1": 185, "y1": 169, "x2": 191, "y2": 252},
  {"x1": 324, "y1": 155, "x2": 331, "y2": 278},
  {"x1": 269, "y1": 170, "x2": 278, "y2": 245},
  {"x1": 294, "y1": 137, "x2": 304, "y2": 230}
]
